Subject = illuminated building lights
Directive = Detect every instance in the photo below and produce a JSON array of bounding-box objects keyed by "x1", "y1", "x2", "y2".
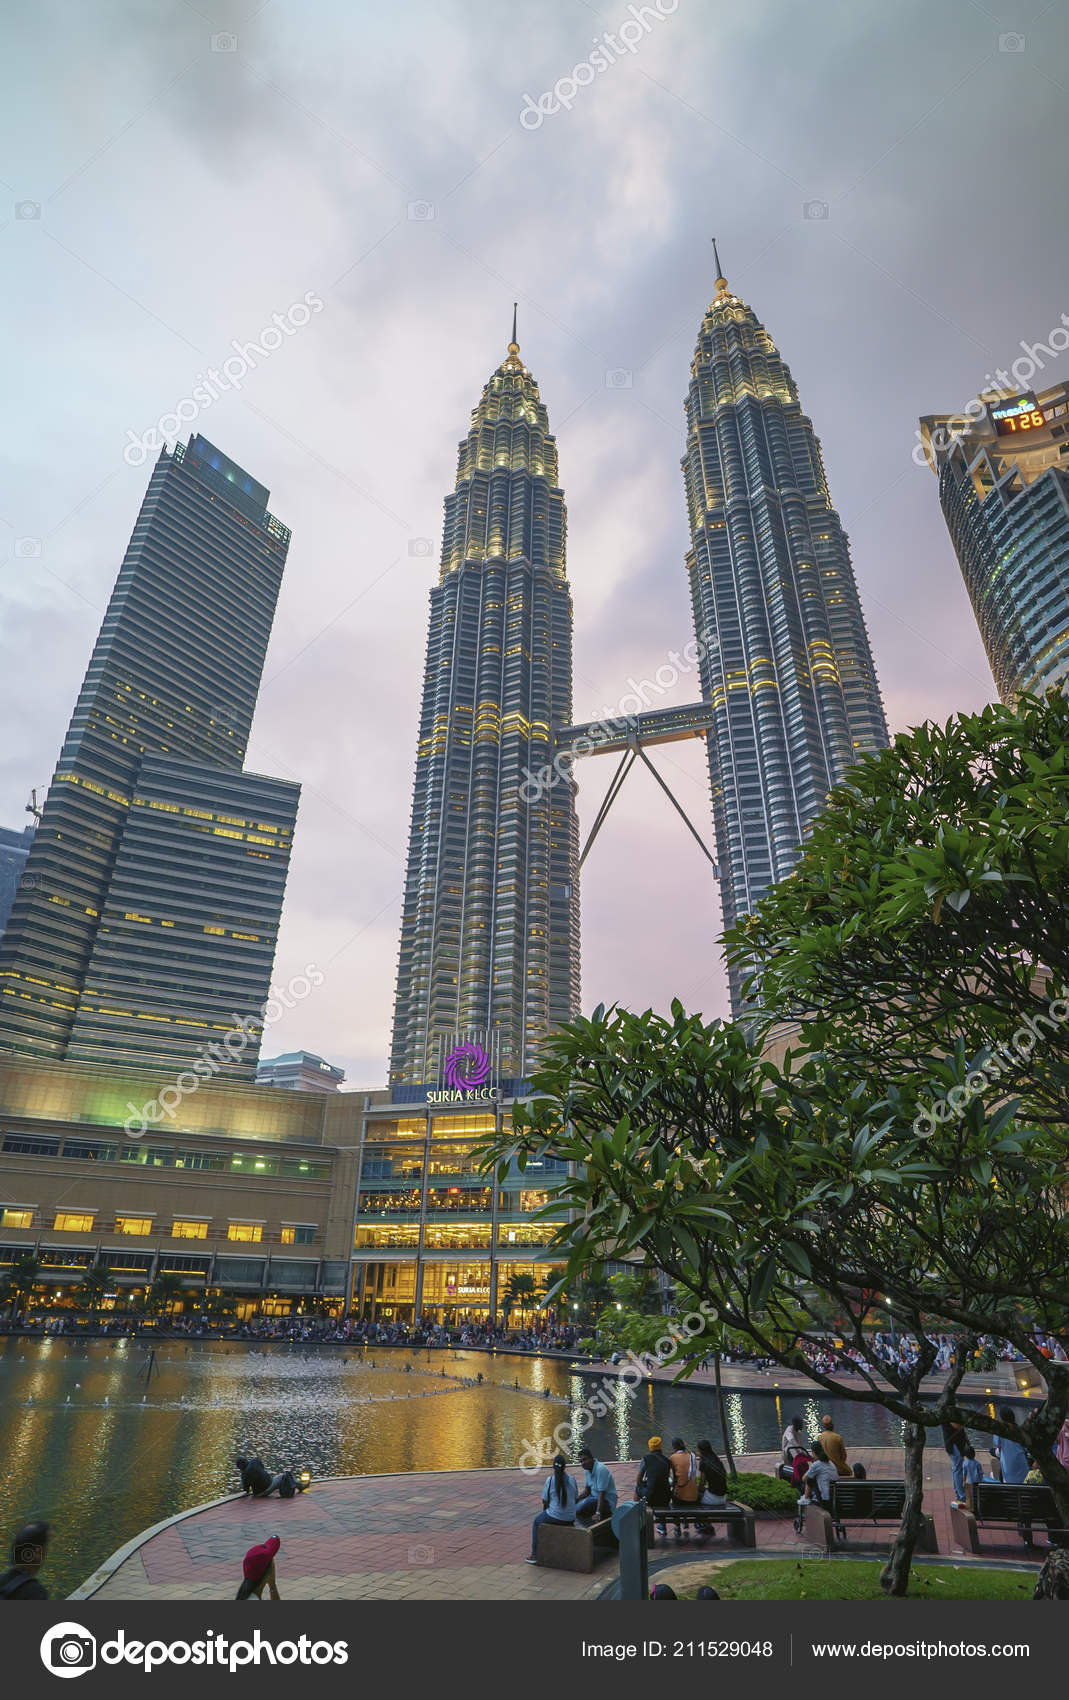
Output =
[{"x1": 683, "y1": 251, "x2": 888, "y2": 1013}]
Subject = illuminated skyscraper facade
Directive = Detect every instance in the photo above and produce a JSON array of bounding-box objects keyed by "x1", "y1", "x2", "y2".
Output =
[
  {"x1": 683, "y1": 255, "x2": 888, "y2": 1010},
  {"x1": 0, "y1": 436, "x2": 299, "y2": 1073},
  {"x1": 920, "y1": 380, "x2": 1069, "y2": 702},
  {"x1": 390, "y1": 325, "x2": 580, "y2": 1087}
]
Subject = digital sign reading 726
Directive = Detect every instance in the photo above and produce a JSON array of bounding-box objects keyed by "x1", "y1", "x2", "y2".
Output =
[{"x1": 991, "y1": 393, "x2": 1046, "y2": 435}]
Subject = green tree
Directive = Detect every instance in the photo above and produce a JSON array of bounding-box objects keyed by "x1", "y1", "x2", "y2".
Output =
[
  {"x1": 145, "y1": 1271, "x2": 184, "y2": 1319},
  {"x1": 501, "y1": 1272, "x2": 537, "y2": 1326},
  {"x1": 202, "y1": 1289, "x2": 238, "y2": 1322},
  {"x1": 730, "y1": 692, "x2": 1069, "y2": 1127},
  {"x1": 0, "y1": 1254, "x2": 42, "y2": 1321},
  {"x1": 74, "y1": 1258, "x2": 113, "y2": 1315},
  {"x1": 477, "y1": 1003, "x2": 1069, "y2": 1595}
]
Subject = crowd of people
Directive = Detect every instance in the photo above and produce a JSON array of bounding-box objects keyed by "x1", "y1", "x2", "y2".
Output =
[
  {"x1": 527, "y1": 1433, "x2": 729, "y2": 1562},
  {"x1": 3, "y1": 1311, "x2": 587, "y2": 1354},
  {"x1": 802, "y1": 1329, "x2": 1068, "y2": 1380},
  {"x1": 781, "y1": 1406, "x2": 1069, "y2": 1552}
]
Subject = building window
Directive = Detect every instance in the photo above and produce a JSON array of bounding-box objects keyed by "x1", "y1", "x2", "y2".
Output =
[
  {"x1": 0, "y1": 1208, "x2": 34, "y2": 1229},
  {"x1": 53, "y1": 1212, "x2": 95, "y2": 1233},
  {"x1": 115, "y1": 1216, "x2": 153, "y2": 1236},
  {"x1": 61, "y1": 1140, "x2": 118, "y2": 1162},
  {"x1": 172, "y1": 1220, "x2": 209, "y2": 1240},
  {"x1": 281, "y1": 1159, "x2": 330, "y2": 1181},
  {"x1": 227, "y1": 1222, "x2": 263, "y2": 1243},
  {"x1": 229, "y1": 1153, "x2": 279, "y2": 1176},
  {"x1": 3, "y1": 1135, "x2": 61, "y2": 1157},
  {"x1": 281, "y1": 1226, "x2": 315, "y2": 1245}
]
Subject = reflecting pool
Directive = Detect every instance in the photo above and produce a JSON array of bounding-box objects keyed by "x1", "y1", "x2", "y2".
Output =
[{"x1": 0, "y1": 1338, "x2": 907, "y2": 1596}]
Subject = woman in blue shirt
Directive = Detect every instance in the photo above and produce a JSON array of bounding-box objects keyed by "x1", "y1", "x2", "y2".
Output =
[{"x1": 527, "y1": 1455, "x2": 578, "y2": 1562}]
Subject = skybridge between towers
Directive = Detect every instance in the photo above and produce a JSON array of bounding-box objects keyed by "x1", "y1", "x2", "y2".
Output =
[{"x1": 553, "y1": 701, "x2": 720, "y2": 876}]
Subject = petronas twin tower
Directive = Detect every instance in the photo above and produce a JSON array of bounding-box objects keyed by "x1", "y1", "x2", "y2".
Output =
[
  {"x1": 389, "y1": 325, "x2": 580, "y2": 1088},
  {"x1": 390, "y1": 256, "x2": 887, "y2": 1086}
]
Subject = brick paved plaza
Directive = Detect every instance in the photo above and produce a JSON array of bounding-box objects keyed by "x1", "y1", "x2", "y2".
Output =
[{"x1": 75, "y1": 1443, "x2": 1046, "y2": 1602}]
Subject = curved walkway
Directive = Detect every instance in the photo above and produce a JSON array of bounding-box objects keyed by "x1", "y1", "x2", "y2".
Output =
[{"x1": 74, "y1": 1447, "x2": 1042, "y2": 1602}]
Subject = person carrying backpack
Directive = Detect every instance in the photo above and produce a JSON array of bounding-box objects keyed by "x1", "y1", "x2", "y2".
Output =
[{"x1": 669, "y1": 1436, "x2": 701, "y2": 1540}]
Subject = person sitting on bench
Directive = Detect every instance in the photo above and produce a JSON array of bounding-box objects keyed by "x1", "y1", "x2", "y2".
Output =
[
  {"x1": 575, "y1": 1448, "x2": 617, "y2": 1524},
  {"x1": 795, "y1": 1441, "x2": 838, "y2": 1532},
  {"x1": 636, "y1": 1436, "x2": 674, "y2": 1540},
  {"x1": 527, "y1": 1454, "x2": 578, "y2": 1563},
  {"x1": 696, "y1": 1439, "x2": 728, "y2": 1508},
  {"x1": 669, "y1": 1437, "x2": 701, "y2": 1539}
]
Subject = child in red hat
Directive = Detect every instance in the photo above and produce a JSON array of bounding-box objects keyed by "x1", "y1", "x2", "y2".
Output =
[{"x1": 236, "y1": 1535, "x2": 281, "y2": 1600}]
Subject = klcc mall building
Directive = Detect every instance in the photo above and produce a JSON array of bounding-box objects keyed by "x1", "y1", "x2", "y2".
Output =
[{"x1": 0, "y1": 1043, "x2": 564, "y2": 1325}]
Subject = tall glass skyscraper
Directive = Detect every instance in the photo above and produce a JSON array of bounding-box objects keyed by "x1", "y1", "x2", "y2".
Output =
[
  {"x1": 389, "y1": 323, "x2": 580, "y2": 1087},
  {"x1": 683, "y1": 253, "x2": 888, "y2": 1011},
  {"x1": 920, "y1": 380, "x2": 1069, "y2": 702},
  {"x1": 0, "y1": 436, "x2": 299, "y2": 1073},
  {"x1": 0, "y1": 825, "x2": 35, "y2": 942}
]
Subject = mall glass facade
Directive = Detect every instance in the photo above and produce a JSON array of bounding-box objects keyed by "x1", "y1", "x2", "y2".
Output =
[{"x1": 352, "y1": 1097, "x2": 566, "y2": 1322}]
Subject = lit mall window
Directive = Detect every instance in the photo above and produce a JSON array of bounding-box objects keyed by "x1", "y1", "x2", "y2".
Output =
[
  {"x1": 281, "y1": 1225, "x2": 315, "y2": 1245},
  {"x1": 0, "y1": 1208, "x2": 34, "y2": 1229},
  {"x1": 115, "y1": 1216, "x2": 153, "y2": 1236},
  {"x1": 227, "y1": 1222, "x2": 263, "y2": 1243},
  {"x1": 172, "y1": 1220, "x2": 209, "y2": 1240},
  {"x1": 53, "y1": 1211, "x2": 95, "y2": 1232}
]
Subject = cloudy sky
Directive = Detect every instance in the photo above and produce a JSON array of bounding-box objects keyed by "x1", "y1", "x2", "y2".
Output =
[{"x1": 1, "y1": 0, "x2": 1066, "y2": 1088}]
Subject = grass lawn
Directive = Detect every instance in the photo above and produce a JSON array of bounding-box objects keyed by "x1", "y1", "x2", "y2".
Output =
[{"x1": 681, "y1": 1560, "x2": 1035, "y2": 1600}]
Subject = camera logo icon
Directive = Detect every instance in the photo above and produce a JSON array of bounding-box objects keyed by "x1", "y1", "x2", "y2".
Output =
[
  {"x1": 15, "y1": 538, "x2": 42, "y2": 558},
  {"x1": 803, "y1": 200, "x2": 829, "y2": 220},
  {"x1": 408, "y1": 537, "x2": 433, "y2": 557},
  {"x1": 40, "y1": 1623, "x2": 97, "y2": 1679},
  {"x1": 407, "y1": 1543, "x2": 435, "y2": 1564},
  {"x1": 407, "y1": 200, "x2": 436, "y2": 221},
  {"x1": 210, "y1": 31, "x2": 238, "y2": 52},
  {"x1": 999, "y1": 32, "x2": 1025, "y2": 52},
  {"x1": 15, "y1": 201, "x2": 41, "y2": 220},
  {"x1": 605, "y1": 368, "x2": 633, "y2": 389}
]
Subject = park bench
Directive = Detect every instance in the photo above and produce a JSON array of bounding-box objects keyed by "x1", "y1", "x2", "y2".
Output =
[
  {"x1": 950, "y1": 1482, "x2": 1063, "y2": 1553},
  {"x1": 535, "y1": 1516, "x2": 617, "y2": 1572},
  {"x1": 804, "y1": 1480, "x2": 937, "y2": 1553},
  {"x1": 645, "y1": 1503, "x2": 756, "y2": 1548}
]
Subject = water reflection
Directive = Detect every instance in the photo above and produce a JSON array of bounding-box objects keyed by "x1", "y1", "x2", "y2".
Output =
[{"x1": 0, "y1": 1339, "x2": 905, "y2": 1596}]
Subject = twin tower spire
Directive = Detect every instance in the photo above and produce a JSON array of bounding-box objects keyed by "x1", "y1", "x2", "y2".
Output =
[{"x1": 390, "y1": 242, "x2": 889, "y2": 1084}]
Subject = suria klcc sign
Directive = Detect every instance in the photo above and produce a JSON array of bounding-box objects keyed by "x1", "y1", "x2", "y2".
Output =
[{"x1": 426, "y1": 1037, "x2": 501, "y2": 1104}]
